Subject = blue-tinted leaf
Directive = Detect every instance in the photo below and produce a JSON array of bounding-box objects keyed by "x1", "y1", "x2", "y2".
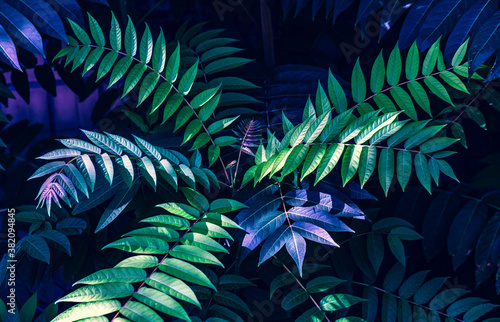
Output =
[
  {"x1": 418, "y1": 0, "x2": 474, "y2": 51},
  {"x1": 286, "y1": 230, "x2": 306, "y2": 276},
  {"x1": 0, "y1": 24, "x2": 19, "y2": 70},
  {"x1": 469, "y1": 10, "x2": 500, "y2": 71},
  {"x1": 288, "y1": 207, "x2": 354, "y2": 232},
  {"x1": 0, "y1": 2, "x2": 44, "y2": 56},
  {"x1": 46, "y1": 0, "x2": 84, "y2": 26},
  {"x1": 259, "y1": 226, "x2": 291, "y2": 265},
  {"x1": 399, "y1": 0, "x2": 437, "y2": 49},
  {"x1": 444, "y1": 0, "x2": 498, "y2": 63},
  {"x1": 293, "y1": 221, "x2": 338, "y2": 247},
  {"x1": 379, "y1": 0, "x2": 413, "y2": 40}
]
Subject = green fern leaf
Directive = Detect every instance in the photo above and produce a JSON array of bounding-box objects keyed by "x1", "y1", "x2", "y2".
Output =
[
  {"x1": 140, "y1": 23, "x2": 153, "y2": 64},
  {"x1": 52, "y1": 300, "x2": 121, "y2": 322},
  {"x1": 159, "y1": 258, "x2": 216, "y2": 291},
  {"x1": 390, "y1": 87, "x2": 417, "y2": 121},
  {"x1": 424, "y1": 76, "x2": 453, "y2": 105},
  {"x1": 379, "y1": 148, "x2": 395, "y2": 196},
  {"x1": 124, "y1": 16, "x2": 137, "y2": 57},
  {"x1": 178, "y1": 60, "x2": 199, "y2": 95},
  {"x1": 387, "y1": 44, "x2": 401, "y2": 86},
  {"x1": 406, "y1": 42, "x2": 419, "y2": 80},
  {"x1": 396, "y1": 150, "x2": 412, "y2": 191},
  {"x1": 371, "y1": 50, "x2": 385, "y2": 94},
  {"x1": 146, "y1": 272, "x2": 200, "y2": 308},
  {"x1": 352, "y1": 58, "x2": 366, "y2": 103},
  {"x1": 110, "y1": 12, "x2": 121, "y2": 51},
  {"x1": 341, "y1": 145, "x2": 362, "y2": 186},
  {"x1": 328, "y1": 69, "x2": 347, "y2": 112},
  {"x1": 108, "y1": 56, "x2": 133, "y2": 88},
  {"x1": 96, "y1": 52, "x2": 119, "y2": 81},
  {"x1": 414, "y1": 153, "x2": 431, "y2": 193},
  {"x1": 358, "y1": 146, "x2": 376, "y2": 188},
  {"x1": 422, "y1": 39, "x2": 440, "y2": 76},
  {"x1": 87, "y1": 13, "x2": 105, "y2": 47}
]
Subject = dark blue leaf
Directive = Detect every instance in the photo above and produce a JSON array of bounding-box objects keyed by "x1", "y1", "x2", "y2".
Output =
[
  {"x1": 418, "y1": 0, "x2": 475, "y2": 51},
  {"x1": 45, "y1": 0, "x2": 84, "y2": 26},
  {"x1": 0, "y1": 24, "x2": 19, "y2": 70},
  {"x1": 399, "y1": 0, "x2": 438, "y2": 49},
  {"x1": 379, "y1": 0, "x2": 413, "y2": 41},
  {"x1": 286, "y1": 230, "x2": 306, "y2": 276},
  {"x1": 312, "y1": 0, "x2": 326, "y2": 20},
  {"x1": 356, "y1": 0, "x2": 385, "y2": 35},
  {"x1": 475, "y1": 212, "x2": 500, "y2": 286},
  {"x1": 6, "y1": 0, "x2": 67, "y2": 42},
  {"x1": 0, "y1": 2, "x2": 44, "y2": 56},
  {"x1": 87, "y1": 0, "x2": 109, "y2": 4},
  {"x1": 293, "y1": 221, "x2": 338, "y2": 246},
  {"x1": 259, "y1": 226, "x2": 291, "y2": 265},
  {"x1": 333, "y1": 0, "x2": 355, "y2": 22},
  {"x1": 422, "y1": 192, "x2": 461, "y2": 260},
  {"x1": 294, "y1": 0, "x2": 310, "y2": 17},
  {"x1": 95, "y1": 179, "x2": 141, "y2": 232},
  {"x1": 288, "y1": 207, "x2": 354, "y2": 232},
  {"x1": 448, "y1": 200, "x2": 488, "y2": 270},
  {"x1": 282, "y1": 0, "x2": 293, "y2": 18},
  {"x1": 485, "y1": 51, "x2": 500, "y2": 81},
  {"x1": 445, "y1": 0, "x2": 498, "y2": 63},
  {"x1": 73, "y1": 176, "x2": 123, "y2": 214},
  {"x1": 469, "y1": 10, "x2": 500, "y2": 71}
]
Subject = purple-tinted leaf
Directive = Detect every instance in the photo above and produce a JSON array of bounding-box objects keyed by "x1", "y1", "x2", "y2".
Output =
[
  {"x1": 236, "y1": 196, "x2": 281, "y2": 230},
  {"x1": 259, "y1": 226, "x2": 291, "y2": 265},
  {"x1": 55, "y1": 173, "x2": 78, "y2": 202},
  {"x1": 285, "y1": 189, "x2": 362, "y2": 216},
  {"x1": 293, "y1": 221, "x2": 338, "y2": 247},
  {"x1": 0, "y1": 24, "x2": 19, "y2": 70},
  {"x1": 241, "y1": 211, "x2": 286, "y2": 260},
  {"x1": 286, "y1": 230, "x2": 306, "y2": 276},
  {"x1": 0, "y1": 2, "x2": 44, "y2": 56},
  {"x1": 288, "y1": 207, "x2": 354, "y2": 232},
  {"x1": 6, "y1": 0, "x2": 67, "y2": 43}
]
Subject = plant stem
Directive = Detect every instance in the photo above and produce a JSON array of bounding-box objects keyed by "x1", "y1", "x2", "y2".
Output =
[{"x1": 79, "y1": 44, "x2": 231, "y2": 184}]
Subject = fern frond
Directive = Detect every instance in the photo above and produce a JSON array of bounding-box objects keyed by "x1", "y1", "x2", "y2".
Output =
[
  {"x1": 52, "y1": 199, "x2": 247, "y2": 322},
  {"x1": 334, "y1": 40, "x2": 474, "y2": 120},
  {"x1": 29, "y1": 131, "x2": 219, "y2": 231},
  {"x1": 56, "y1": 14, "x2": 257, "y2": 183},
  {"x1": 242, "y1": 40, "x2": 475, "y2": 196},
  {"x1": 232, "y1": 119, "x2": 263, "y2": 156}
]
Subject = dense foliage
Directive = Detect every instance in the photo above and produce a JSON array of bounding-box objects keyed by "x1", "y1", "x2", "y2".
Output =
[{"x1": 1, "y1": 0, "x2": 500, "y2": 321}]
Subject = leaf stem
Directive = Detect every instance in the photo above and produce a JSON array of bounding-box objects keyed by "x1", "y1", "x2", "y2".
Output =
[
  {"x1": 78, "y1": 44, "x2": 231, "y2": 184},
  {"x1": 278, "y1": 259, "x2": 331, "y2": 322}
]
